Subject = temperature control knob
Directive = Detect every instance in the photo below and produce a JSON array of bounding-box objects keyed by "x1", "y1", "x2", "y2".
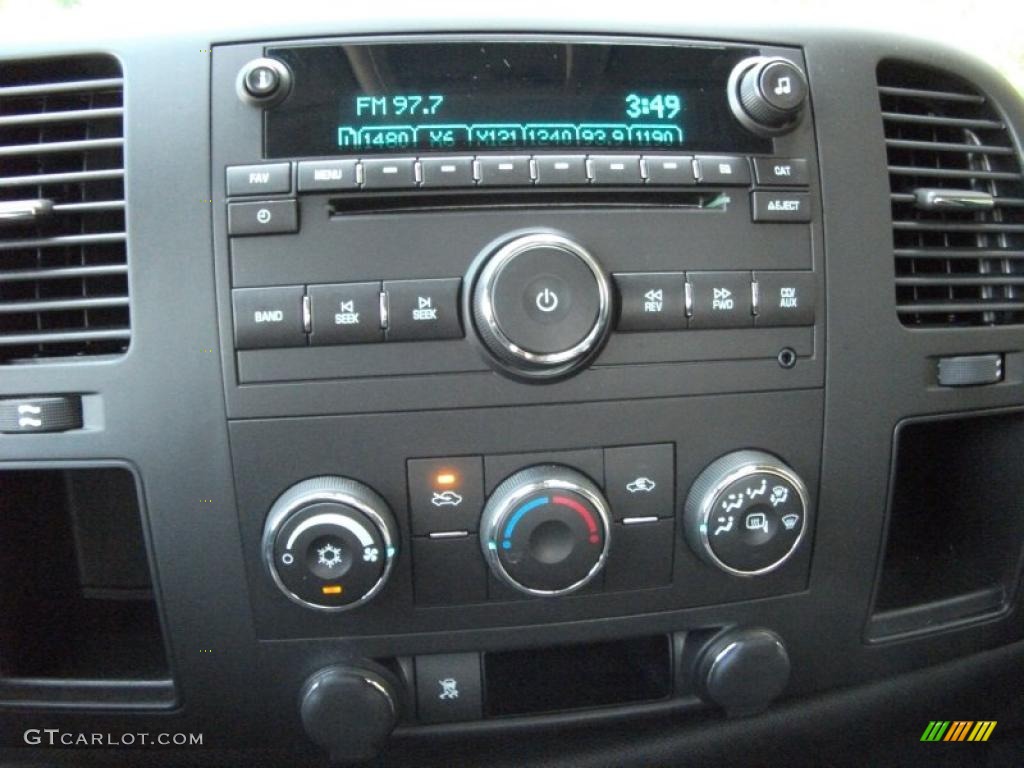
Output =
[
  {"x1": 480, "y1": 465, "x2": 611, "y2": 596},
  {"x1": 471, "y1": 233, "x2": 613, "y2": 380},
  {"x1": 683, "y1": 451, "x2": 809, "y2": 576},
  {"x1": 262, "y1": 477, "x2": 398, "y2": 611},
  {"x1": 728, "y1": 57, "x2": 808, "y2": 135}
]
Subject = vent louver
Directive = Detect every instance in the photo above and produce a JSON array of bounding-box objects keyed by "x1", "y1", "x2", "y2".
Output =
[
  {"x1": 879, "y1": 60, "x2": 1024, "y2": 327},
  {"x1": 0, "y1": 55, "x2": 129, "y2": 363}
]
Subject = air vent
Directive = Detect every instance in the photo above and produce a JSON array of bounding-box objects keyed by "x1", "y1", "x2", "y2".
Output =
[
  {"x1": 878, "y1": 60, "x2": 1024, "y2": 327},
  {"x1": 0, "y1": 55, "x2": 129, "y2": 363}
]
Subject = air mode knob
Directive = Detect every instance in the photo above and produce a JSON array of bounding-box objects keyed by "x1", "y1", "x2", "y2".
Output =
[
  {"x1": 480, "y1": 465, "x2": 612, "y2": 596},
  {"x1": 470, "y1": 233, "x2": 613, "y2": 380},
  {"x1": 728, "y1": 57, "x2": 808, "y2": 135},
  {"x1": 262, "y1": 477, "x2": 398, "y2": 611},
  {"x1": 683, "y1": 450, "x2": 809, "y2": 576}
]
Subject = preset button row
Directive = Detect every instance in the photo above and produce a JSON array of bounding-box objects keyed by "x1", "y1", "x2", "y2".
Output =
[{"x1": 232, "y1": 279, "x2": 463, "y2": 350}]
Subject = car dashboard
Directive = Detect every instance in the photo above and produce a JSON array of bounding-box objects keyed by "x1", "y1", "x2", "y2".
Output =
[{"x1": 1, "y1": 8, "x2": 1024, "y2": 767}]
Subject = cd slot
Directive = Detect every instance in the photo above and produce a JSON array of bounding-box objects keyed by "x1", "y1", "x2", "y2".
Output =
[{"x1": 328, "y1": 189, "x2": 727, "y2": 217}]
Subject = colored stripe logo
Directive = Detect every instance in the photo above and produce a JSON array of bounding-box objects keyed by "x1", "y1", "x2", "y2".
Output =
[{"x1": 921, "y1": 720, "x2": 996, "y2": 742}]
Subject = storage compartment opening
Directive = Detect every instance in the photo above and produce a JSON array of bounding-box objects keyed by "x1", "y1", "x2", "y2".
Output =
[
  {"x1": 483, "y1": 635, "x2": 671, "y2": 717},
  {"x1": 0, "y1": 468, "x2": 172, "y2": 685},
  {"x1": 869, "y1": 411, "x2": 1024, "y2": 638}
]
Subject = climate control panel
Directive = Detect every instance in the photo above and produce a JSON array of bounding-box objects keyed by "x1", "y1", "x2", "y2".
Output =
[{"x1": 258, "y1": 443, "x2": 814, "y2": 614}]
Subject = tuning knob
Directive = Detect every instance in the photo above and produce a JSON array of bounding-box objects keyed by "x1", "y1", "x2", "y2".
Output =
[
  {"x1": 470, "y1": 232, "x2": 613, "y2": 380},
  {"x1": 683, "y1": 451, "x2": 809, "y2": 576},
  {"x1": 728, "y1": 57, "x2": 808, "y2": 135},
  {"x1": 480, "y1": 465, "x2": 612, "y2": 596},
  {"x1": 299, "y1": 662, "x2": 399, "y2": 762},
  {"x1": 262, "y1": 477, "x2": 398, "y2": 611}
]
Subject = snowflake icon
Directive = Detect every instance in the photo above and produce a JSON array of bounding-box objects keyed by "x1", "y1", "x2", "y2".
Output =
[
  {"x1": 363, "y1": 547, "x2": 379, "y2": 563},
  {"x1": 317, "y1": 543, "x2": 344, "y2": 569}
]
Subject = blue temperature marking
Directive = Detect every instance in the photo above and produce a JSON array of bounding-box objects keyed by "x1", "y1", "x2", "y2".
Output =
[{"x1": 504, "y1": 496, "x2": 549, "y2": 540}]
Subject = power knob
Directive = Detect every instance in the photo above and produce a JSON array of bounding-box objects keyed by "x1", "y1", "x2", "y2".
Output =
[
  {"x1": 728, "y1": 57, "x2": 808, "y2": 136},
  {"x1": 470, "y1": 233, "x2": 613, "y2": 381},
  {"x1": 262, "y1": 477, "x2": 398, "y2": 611}
]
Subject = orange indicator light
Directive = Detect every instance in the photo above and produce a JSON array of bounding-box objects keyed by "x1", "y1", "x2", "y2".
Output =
[
  {"x1": 321, "y1": 585, "x2": 343, "y2": 595},
  {"x1": 436, "y1": 473, "x2": 458, "y2": 487}
]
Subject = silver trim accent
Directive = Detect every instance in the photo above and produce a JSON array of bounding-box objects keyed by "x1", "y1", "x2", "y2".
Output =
[
  {"x1": 379, "y1": 291, "x2": 389, "y2": 329},
  {"x1": 914, "y1": 187, "x2": 995, "y2": 211},
  {"x1": 694, "y1": 459, "x2": 809, "y2": 577},
  {"x1": 428, "y1": 530, "x2": 469, "y2": 539},
  {"x1": 413, "y1": 160, "x2": 423, "y2": 185},
  {"x1": 622, "y1": 516, "x2": 659, "y2": 525},
  {"x1": 262, "y1": 478, "x2": 398, "y2": 613},
  {"x1": 355, "y1": 162, "x2": 365, "y2": 186},
  {"x1": 684, "y1": 281, "x2": 694, "y2": 317},
  {"x1": 475, "y1": 233, "x2": 612, "y2": 369},
  {"x1": 0, "y1": 198, "x2": 53, "y2": 224},
  {"x1": 480, "y1": 469, "x2": 612, "y2": 597},
  {"x1": 751, "y1": 281, "x2": 760, "y2": 316},
  {"x1": 528, "y1": 158, "x2": 539, "y2": 181},
  {"x1": 301, "y1": 294, "x2": 311, "y2": 334}
]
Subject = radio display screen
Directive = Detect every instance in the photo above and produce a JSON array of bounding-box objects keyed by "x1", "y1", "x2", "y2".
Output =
[{"x1": 263, "y1": 41, "x2": 772, "y2": 157}]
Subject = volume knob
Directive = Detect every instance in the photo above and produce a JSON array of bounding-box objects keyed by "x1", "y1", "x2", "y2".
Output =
[{"x1": 729, "y1": 57, "x2": 808, "y2": 136}]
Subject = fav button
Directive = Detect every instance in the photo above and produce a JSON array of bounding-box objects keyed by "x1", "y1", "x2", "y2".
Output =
[
  {"x1": 384, "y1": 278, "x2": 463, "y2": 341},
  {"x1": 308, "y1": 282, "x2": 383, "y2": 345},
  {"x1": 226, "y1": 163, "x2": 291, "y2": 196},
  {"x1": 688, "y1": 272, "x2": 754, "y2": 329}
]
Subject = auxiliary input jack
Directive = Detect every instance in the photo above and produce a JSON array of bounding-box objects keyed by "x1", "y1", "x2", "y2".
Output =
[{"x1": 777, "y1": 348, "x2": 797, "y2": 369}]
